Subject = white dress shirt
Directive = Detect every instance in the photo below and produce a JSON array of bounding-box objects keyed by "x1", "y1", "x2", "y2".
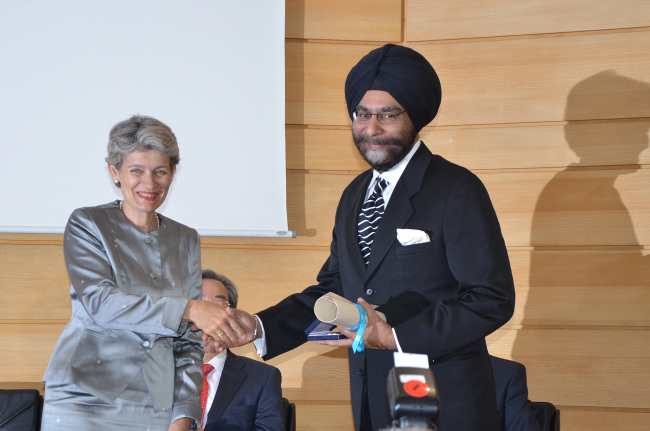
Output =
[{"x1": 202, "y1": 350, "x2": 228, "y2": 426}]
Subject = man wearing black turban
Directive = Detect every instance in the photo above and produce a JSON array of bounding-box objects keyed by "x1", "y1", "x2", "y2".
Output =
[{"x1": 230, "y1": 44, "x2": 515, "y2": 431}]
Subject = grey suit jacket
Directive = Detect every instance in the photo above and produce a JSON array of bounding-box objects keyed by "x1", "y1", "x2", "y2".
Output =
[{"x1": 44, "y1": 202, "x2": 204, "y2": 421}]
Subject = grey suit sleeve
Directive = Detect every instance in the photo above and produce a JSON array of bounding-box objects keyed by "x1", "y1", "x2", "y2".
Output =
[
  {"x1": 170, "y1": 231, "x2": 204, "y2": 423},
  {"x1": 63, "y1": 208, "x2": 188, "y2": 335}
]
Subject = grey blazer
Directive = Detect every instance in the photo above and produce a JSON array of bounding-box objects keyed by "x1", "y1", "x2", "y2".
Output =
[{"x1": 44, "y1": 201, "x2": 204, "y2": 420}]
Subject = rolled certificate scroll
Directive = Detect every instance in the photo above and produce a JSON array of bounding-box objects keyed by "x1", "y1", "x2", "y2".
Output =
[{"x1": 314, "y1": 292, "x2": 386, "y2": 328}]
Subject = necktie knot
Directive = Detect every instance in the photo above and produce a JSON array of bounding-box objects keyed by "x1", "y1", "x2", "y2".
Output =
[
  {"x1": 203, "y1": 363, "x2": 214, "y2": 377},
  {"x1": 358, "y1": 177, "x2": 389, "y2": 265}
]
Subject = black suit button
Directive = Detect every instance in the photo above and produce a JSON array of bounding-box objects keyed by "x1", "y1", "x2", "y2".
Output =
[
  {"x1": 358, "y1": 369, "x2": 364, "y2": 377},
  {"x1": 365, "y1": 288, "x2": 375, "y2": 296}
]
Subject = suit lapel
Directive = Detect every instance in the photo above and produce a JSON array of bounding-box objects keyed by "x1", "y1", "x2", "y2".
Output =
[
  {"x1": 365, "y1": 144, "x2": 433, "y2": 278},
  {"x1": 208, "y1": 351, "x2": 246, "y2": 422},
  {"x1": 343, "y1": 171, "x2": 374, "y2": 270}
]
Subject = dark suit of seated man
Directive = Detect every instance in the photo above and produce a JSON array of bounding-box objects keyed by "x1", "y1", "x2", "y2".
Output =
[
  {"x1": 199, "y1": 270, "x2": 284, "y2": 431},
  {"x1": 491, "y1": 356, "x2": 543, "y2": 431}
]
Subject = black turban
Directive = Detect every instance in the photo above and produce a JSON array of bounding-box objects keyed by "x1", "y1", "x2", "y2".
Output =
[{"x1": 345, "y1": 44, "x2": 442, "y2": 132}]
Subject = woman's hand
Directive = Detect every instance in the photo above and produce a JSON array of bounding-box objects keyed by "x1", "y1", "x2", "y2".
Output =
[
  {"x1": 183, "y1": 299, "x2": 249, "y2": 348},
  {"x1": 168, "y1": 417, "x2": 191, "y2": 431}
]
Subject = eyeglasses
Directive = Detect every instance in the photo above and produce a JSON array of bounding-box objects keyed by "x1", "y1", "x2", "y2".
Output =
[{"x1": 352, "y1": 109, "x2": 407, "y2": 124}]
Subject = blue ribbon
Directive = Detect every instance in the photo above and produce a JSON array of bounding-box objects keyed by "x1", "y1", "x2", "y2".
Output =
[{"x1": 346, "y1": 303, "x2": 367, "y2": 353}]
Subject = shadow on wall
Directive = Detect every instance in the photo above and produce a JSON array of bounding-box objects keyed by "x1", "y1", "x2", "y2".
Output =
[{"x1": 511, "y1": 71, "x2": 650, "y2": 402}]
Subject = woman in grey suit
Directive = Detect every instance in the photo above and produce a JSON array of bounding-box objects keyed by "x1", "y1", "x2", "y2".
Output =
[{"x1": 41, "y1": 115, "x2": 244, "y2": 431}]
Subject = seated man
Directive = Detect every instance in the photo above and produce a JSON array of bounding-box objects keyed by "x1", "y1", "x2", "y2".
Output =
[
  {"x1": 490, "y1": 356, "x2": 543, "y2": 431},
  {"x1": 199, "y1": 270, "x2": 284, "y2": 431}
]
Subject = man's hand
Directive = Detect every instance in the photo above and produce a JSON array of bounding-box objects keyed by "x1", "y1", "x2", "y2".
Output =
[
  {"x1": 318, "y1": 298, "x2": 397, "y2": 350},
  {"x1": 209, "y1": 307, "x2": 259, "y2": 351},
  {"x1": 183, "y1": 300, "x2": 248, "y2": 349}
]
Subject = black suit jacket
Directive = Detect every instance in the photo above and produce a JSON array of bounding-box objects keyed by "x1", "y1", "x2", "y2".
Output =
[
  {"x1": 258, "y1": 143, "x2": 515, "y2": 431},
  {"x1": 491, "y1": 356, "x2": 543, "y2": 431},
  {"x1": 203, "y1": 352, "x2": 284, "y2": 431}
]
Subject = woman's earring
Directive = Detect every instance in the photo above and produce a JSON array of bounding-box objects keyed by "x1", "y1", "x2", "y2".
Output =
[{"x1": 113, "y1": 179, "x2": 121, "y2": 188}]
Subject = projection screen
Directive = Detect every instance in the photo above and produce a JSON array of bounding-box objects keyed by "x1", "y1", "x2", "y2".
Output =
[{"x1": 0, "y1": 0, "x2": 291, "y2": 237}]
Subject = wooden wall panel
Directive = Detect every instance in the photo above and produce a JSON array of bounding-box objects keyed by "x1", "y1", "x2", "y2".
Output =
[
  {"x1": 286, "y1": 0, "x2": 402, "y2": 41},
  {"x1": 5, "y1": 245, "x2": 648, "y2": 330},
  {"x1": 287, "y1": 31, "x2": 650, "y2": 128},
  {"x1": 293, "y1": 169, "x2": 650, "y2": 249},
  {"x1": 487, "y1": 328, "x2": 650, "y2": 408},
  {"x1": 286, "y1": 41, "x2": 385, "y2": 126},
  {"x1": 0, "y1": 243, "x2": 69, "y2": 320},
  {"x1": 292, "y1": 402, "x2": 354, "y2": 431},
  {"x1": 407, "y1": 0, "x2": 650, "y2": 41},
  {"x1": 200, "y1": 247, "x2": 330, "y2": 310},
  {"x1": 286, "y1": 126, "x2": 366, "y2": 172},
  {"x1": 415, "y1": 30, "x2": 650, "y2": 126},
  {"x1": 0, "y1": 323, "x2": 63, "y2": 382},
  {"x1": 422, "y1": 118, "x2": 650, "y2": 170},
  {"x1": 508, "y1": 250, "x2": 650, "y2": 327},
  {"x1": 288, "y1": 118, "x2": 650, "y2": 173},
  {"x1": 285, "y1": 171, "x2": 351, "y2": 245},
  {"x1": 559, "y1": 410, "x2": 650, "y2": 431},
  {"x1": 481, "y1": 168, "x2": 650, "y2": 247}
]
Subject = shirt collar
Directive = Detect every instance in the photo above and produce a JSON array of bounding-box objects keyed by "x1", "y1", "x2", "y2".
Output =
[{"x1": 207, "y1": 349, "x2": 228, "y2": 372}]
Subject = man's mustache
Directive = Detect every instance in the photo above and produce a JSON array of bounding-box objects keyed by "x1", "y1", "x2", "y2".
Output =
[{"x1": 359, "y1": 136, "x2": 400, "y2": 147}]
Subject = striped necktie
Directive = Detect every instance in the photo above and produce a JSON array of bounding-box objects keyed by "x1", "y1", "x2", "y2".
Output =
[{"x1": 358, "y1": 177, "x2": 388, "y2": 265}]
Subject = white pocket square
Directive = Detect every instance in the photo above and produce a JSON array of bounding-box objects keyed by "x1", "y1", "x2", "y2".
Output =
[{"x1": 396, "y1": 228, "x2": 430, "y2": 246}]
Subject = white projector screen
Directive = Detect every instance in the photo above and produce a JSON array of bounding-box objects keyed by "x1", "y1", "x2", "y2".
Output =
[{"x1": 0, "y1": 0, "x2": 291, "y2": 237}]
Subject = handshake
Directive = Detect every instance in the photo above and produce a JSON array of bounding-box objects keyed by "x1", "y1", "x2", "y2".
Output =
[
  {"x1": 184, "y1": 299, "x2": 260, "y2": 352},
  {"x1": 185, "y1": 291, "x2": 398, "y2": 353}
]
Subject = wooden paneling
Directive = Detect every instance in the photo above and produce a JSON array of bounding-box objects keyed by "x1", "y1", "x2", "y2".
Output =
[
  {"x1": 286, "y1": 32, "x2": 650, "y2": 128},
  {"x1": 482, "y1": 167, "x2": 650, "y2": 247},
  {"x1": 0, "y1": 323, "x2": 63, "y2": 382},
  {"x1": 286, "y1": 126, "x2": 367, "y2": 172},
  {"x1": 287, "y1": 118, "x2": 650, "y2": 173},
  {"x1": 422, "y1": 118, "x2": 650, "y2": 170},
  {"x1": 286, "y1": 0, "x2": 402, "y2": 42},
  {"x1": 200, "y1": 247, "x2": 330, "y2": 309},
  {"x1": 290, "y1": 168, "x2": 650, "y2": 249},
  {"x1": 292, "y1": 402, "x2": 355, "y2": 431},
  {"x1": 286, "y1": 41, "x2": 384, "y2": 126},
  {"x1": 416, "y1": 30, "x2": 650, "y2": 126},
  {"x1": 407, "y1": 0, "x2": 650, "y2": 41},
  {"x1": 4, "y1": 244, "x2": 649, "y2": 329},
  {"x1": 0, "y1": 243, "x2": 70, "y2": 320},
  {"x1": 559, "y1": 410, "x2": 650, "y2": 430},
  {"x1": 508, "y1": 250, "x2": 650, "y2": 327},
  {"x1": 487, "y1": 328, "x2": 650, "y2": 408}
]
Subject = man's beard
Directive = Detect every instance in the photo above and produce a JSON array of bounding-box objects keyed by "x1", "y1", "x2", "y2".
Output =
[{"x1": 353, "y1": 124, "x2": 418, "y2": 172}]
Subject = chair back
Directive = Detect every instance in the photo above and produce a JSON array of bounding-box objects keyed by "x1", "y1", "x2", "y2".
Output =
[
  {"x1": 281, "y1": 397, "x2": 296, "y2": 431},
  {"x1": 0, "y1": 389, "x2": 42, "y2": 431},
  {"x1": 530, "y1": 401, "x2": 559, "y2": 431}
]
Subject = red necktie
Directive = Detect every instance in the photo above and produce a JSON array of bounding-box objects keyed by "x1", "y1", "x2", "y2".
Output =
[{"x1": 201, "y1": 363, "x2": 215, "y2": 423}]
